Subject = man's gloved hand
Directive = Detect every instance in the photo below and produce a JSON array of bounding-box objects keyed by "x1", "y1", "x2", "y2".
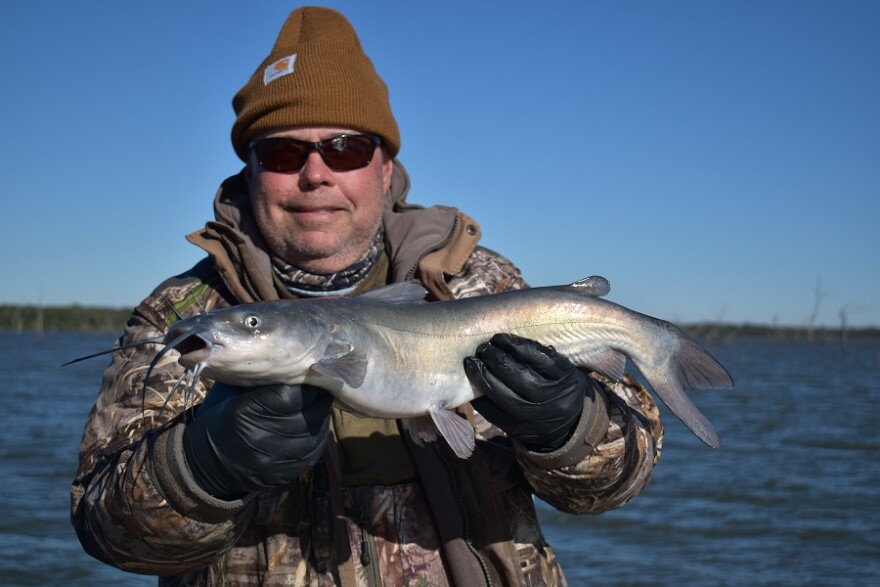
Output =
[
  {"x1": 183, "y1": 382, "x2": 333, "y2": 500},
  {"x1": 464, "y1": 333, "x2": 586, "y2": 453}
]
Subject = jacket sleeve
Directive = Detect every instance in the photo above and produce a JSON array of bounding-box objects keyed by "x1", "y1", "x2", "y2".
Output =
[
  {"x1": 513, "y1": 375, "x2": 662, "y2": 514},
  {"x1": 448, "y1": 247, "x2": 663, "y2": 515},
  {"x1": 69, "y1": 275, "x2": 254, "y2": 575}
]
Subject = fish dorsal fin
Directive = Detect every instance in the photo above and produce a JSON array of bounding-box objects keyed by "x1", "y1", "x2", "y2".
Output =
[
  {"x1": 358, "y1": 282, "x2": 428, "y2": 304},
  {"x1": 570, "y1": 275, "x2": 611, "y2": 297},
  {"x1": 311, "y1": 343, "x2": 368, "y2": 388}
]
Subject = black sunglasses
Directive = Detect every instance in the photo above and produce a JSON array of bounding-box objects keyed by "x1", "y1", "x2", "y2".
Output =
[{"x1": 250, "y1": 134, "x2": 382, "y2": 173}]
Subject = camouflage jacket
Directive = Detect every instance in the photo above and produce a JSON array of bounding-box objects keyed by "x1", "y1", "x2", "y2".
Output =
[{"x1": 71, "y1": 163, "x2": 663, "y2": 586}]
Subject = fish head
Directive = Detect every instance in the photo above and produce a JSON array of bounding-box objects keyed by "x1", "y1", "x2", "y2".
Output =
[{"x1": 163, "y1": 302, "x2": 329, "y2": 386}]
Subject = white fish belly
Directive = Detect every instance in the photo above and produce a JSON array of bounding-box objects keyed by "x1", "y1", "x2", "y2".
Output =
[{"x1": 331, "y1": 328, "x2": 480, "y2": 418}]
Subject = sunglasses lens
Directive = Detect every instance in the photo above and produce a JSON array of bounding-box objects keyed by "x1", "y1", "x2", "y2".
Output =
[
  {"x1": 253, "y1": 138, "x2": 308, "y2": 173},
  {"x1": 321, "y1": 135, "x2": 378, "y2": 170},
  {"x1": 252, "y1": 135, "x2": 379, "y2": 173}
]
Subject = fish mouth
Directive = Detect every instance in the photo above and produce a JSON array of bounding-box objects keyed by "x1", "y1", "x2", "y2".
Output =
[
  {"x1": 176, "y1": 334, "x2": 218, "y2": 367},
  {"x1": 164, "y1": 329, "x2": 218, "y2": 368}
]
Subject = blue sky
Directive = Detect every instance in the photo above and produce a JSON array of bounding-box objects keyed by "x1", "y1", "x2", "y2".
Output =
[{"x1": 2, "y1": 1, "x2": 878, "y2": 327}]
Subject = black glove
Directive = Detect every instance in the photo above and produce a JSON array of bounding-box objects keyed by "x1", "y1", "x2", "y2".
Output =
[
  {"x1": 183, "y1": 382, "x2": 333, "y2": 500},
  {"x1": 465, "y1": 333, "x2": 586, "y2": 453}
]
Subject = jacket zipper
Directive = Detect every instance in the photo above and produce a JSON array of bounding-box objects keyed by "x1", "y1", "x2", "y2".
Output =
[
  {"x1": 359, "y1": 505, "x2": 382, "y2": 587},
  {"x1": 403, "y1": 216, "x2": 461, "y2": 282},
  {"x1": 433, "y1": 444, "x2": 494, "y2": 587}
]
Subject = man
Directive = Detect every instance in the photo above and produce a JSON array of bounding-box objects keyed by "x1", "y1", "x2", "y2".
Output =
[{"x1": 72, "y1": 7, "x2": 662, "y2": 586}]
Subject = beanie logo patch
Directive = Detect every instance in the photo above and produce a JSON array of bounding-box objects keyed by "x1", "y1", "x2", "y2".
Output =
[{"x1": 263, "y1": 54, "x2": 297, "y2": 85}]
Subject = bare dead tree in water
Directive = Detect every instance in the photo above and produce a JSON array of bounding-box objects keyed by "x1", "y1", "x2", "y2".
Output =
[
  {"x1": 807, "y1": 277, "x2": 827, "y2": 345},
  {"x1": 839, "y1": 303, "x2": 875, "y2": 351},
  {"x1": 704, "y1": 305, "x2": 728, "y2": 344}
]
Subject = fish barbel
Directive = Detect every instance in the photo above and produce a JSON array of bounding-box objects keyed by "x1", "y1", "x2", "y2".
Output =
[{"x1": 160, "y1": 276, "x2": 733, "y2": 458}]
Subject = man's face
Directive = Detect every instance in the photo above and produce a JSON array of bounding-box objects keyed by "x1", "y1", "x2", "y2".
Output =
[{"x1": 246, "y1": 126, "x2": 393, "y2": 274}]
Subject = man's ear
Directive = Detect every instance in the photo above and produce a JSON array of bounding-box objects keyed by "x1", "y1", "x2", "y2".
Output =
[{"x1": 382, "y1": 151, "x2": 393, "y2": 194}]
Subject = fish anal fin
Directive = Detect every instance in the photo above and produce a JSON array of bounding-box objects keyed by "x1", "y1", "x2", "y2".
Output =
[
  {"x1": 582, "y1": 348, "x2": 628, "y2": 381},
  {"x1": 428, "y1": 405, "x2": 475, "y2": 459},
  {"x1": 311, "y1": 348, "x2": 368, "y2": 388},
  {"x1": 357, "y1": 282, "x2": 428, "y2": 304}
]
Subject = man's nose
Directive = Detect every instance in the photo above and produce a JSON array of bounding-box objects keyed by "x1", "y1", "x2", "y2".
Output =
[{"x1": 300, "y1": 150, "x2": 331, "y2": 186}]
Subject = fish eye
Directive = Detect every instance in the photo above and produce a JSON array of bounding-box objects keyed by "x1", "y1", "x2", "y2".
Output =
[{"x1": 243, "y1": 314, "x2": 261, "y2": 329}]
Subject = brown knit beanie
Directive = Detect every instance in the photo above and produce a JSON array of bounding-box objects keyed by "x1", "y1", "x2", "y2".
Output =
[{"x1": 231, "y1": 7, "x2": 400, "y2": 162}]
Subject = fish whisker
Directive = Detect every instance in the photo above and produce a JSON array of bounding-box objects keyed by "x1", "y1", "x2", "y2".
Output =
[
  {"x1": 183, "y1": 363, "x2": 206, "y2": 420},
  {"x1": 156, "y1": 368, "x2": 190, "y2": 420},
  {"x1": 140, "y1": 329, "x2": 200, "y2": 422},
  {"x1": 61, "y1": 336, "x2": 165, "y2": 367}
]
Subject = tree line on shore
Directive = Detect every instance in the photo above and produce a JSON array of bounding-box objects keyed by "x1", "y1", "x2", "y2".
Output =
[
  {"x1": 1, "y1": 304, "x2": 878, "y2": 341},
  {"x1": 0, "y1": 305, "x2": 133, "y2": 333}
]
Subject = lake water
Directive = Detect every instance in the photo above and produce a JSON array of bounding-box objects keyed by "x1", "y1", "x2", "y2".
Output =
[{"x1": 1, "y1": 330, "x2": 878, "y2": 586}]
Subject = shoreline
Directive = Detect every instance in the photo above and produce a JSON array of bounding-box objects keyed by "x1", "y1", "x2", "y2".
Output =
[{"x1": 2, "y1": 304, "x2": 878, "y2": 340}]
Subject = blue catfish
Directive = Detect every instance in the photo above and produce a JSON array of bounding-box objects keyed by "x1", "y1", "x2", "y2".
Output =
[{"x1": 158, "y1": 276, "x2": 732, "y2": 459}]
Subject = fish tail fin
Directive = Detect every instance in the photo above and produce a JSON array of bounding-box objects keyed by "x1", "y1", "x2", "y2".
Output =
[
  {"x1": 649, "y1": 339, "x2": 732, "y2": 449},
  {"x1": 677, "y1": 338, "x2": 735, "y2": 391}
]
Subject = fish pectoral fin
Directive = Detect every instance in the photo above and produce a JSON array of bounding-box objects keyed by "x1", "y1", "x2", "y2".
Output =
[
  {"x1": 428, "y1": 405, "x2": 475, "y2": 459},
  {"x1": 311, "y1": 348, "x2": 368, "y2": 388},
  {"x1": 584, "y1": 348, "x2": 628, "y2": 381},
  {"x1": 357, "y1": 282, "x2": 428, "y2": 304}
]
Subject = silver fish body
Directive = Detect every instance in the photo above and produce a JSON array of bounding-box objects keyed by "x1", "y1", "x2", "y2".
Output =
[{"x1": 164, "y1": 277, "x2": 733, "y2": 458}]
